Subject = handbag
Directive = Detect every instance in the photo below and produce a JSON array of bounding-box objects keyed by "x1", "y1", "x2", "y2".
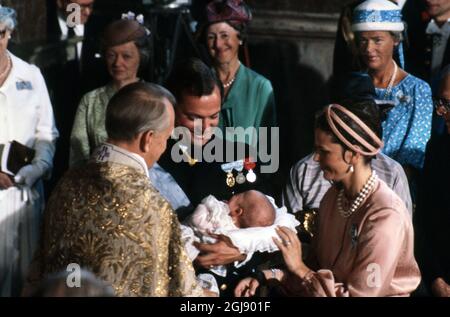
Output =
[{"x1": 0, "y1": 140, "x2": 35, "y2": 176}]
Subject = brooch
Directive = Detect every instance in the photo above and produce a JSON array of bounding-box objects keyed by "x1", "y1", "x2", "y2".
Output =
[{"x1": 16, "y1": 81, "x2": 33, "y2": 90}]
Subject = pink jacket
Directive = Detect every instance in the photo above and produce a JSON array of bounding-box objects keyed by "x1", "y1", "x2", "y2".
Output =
[{"x1": 290, "y1": 179, "x2": 421, "y2": 297}]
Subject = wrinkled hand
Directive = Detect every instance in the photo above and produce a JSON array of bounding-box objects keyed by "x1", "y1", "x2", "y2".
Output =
[
  {"x1": 431, "y1": 278, "x2": 450, "y2": 297},
  {"x1": 0, "y1": 172, "x2": 14, "y2": 189},
  {"x1": 194, "y1": 233, "x2": 246, "y2": 268},
  {"x1": 273, "y1": 226, "x2": 309, "y2": 278},
  {"x1": 234, "y1": 277, "x2": 259, "y2": 297}
]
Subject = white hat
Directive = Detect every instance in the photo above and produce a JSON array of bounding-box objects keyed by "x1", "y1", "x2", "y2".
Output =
[{"x1": 352, "y1": 0, "x2": 404, "y2": 32}]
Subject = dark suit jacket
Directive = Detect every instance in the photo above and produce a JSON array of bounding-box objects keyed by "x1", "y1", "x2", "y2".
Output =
[
  {"x1": 416, "y1": 134, "x2": 450, "y2": 292},
  {"x1": 44, "y1": 1, "x2": 109, "y2": 194},
  {"x1": 404, "y1": 16, "x2": 450, "y2": 83}
]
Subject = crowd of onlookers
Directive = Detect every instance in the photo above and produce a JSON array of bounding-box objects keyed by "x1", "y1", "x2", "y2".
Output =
[{"x1": 0, "y1": 0, "x2": 449, "y2": 297}]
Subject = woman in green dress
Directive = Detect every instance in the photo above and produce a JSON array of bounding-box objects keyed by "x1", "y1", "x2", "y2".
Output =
[
  {"x1": 198, "y1": 0, "x2": 277, "y2": 146},
  {"x1": 70, "y1": 16, "x2": 151, "y2": 167}
]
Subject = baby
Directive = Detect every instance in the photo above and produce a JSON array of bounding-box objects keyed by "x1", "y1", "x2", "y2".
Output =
[
  {"x1": 181, "y1": 190, "x2": 299, "y2": 279},
  {"x1": 190, "y1": 190, "x2": 276, "y2": 235}
]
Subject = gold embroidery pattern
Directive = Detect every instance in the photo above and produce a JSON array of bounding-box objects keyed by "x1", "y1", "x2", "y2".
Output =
[{"x1": 41, "y1": 162, "x2": 202, "y2": 296}]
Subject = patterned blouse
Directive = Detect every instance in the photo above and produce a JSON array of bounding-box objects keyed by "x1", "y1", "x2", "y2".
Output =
[{"x1": 375, "y1": 74, "x2": 433, "y2": 169}]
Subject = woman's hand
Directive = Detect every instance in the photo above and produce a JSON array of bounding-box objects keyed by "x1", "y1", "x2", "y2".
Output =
[
  {"x1": 431, "y1": 277, "x2": 450, "y2": 297},
  {"x1": 234, "y1": 277, "x2": 260, "y2": 297},
  {"x1": 194, "y1": 234, "x2": 246, "y2": 267},
  {"x1": 0, "y1": 172, "x2": 14, "y2": 189},
  {"x1": 273, "y1": 226, "x2": 310, "y2": 278},
  {"x1": 15, "y1": 164, "x2": 41, "y2": 187}
]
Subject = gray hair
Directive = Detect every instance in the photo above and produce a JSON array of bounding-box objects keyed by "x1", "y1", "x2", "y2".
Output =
[
  {"x1": 389, "y1": 31, "x2": 403, "y2": 42},
  {"x1": 106, "y1": 82, "x2": 175, "y2": 142},
  {"x1": 0, "y1": 6, "x2": 17, "y2": 31}
]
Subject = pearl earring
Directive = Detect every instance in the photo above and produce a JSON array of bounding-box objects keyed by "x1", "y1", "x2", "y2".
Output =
[
  {"x1": 239, "y1": 40, "x2": 243, "y2": 45},
  {"x1": 349, "y1": 165, "x2": 354, "y2": 173}
]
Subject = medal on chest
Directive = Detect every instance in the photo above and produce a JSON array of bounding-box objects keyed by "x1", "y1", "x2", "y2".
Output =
[
  {"x1": 244, "y1": 158, "x2": 257, "y2": 183},
  {"x1": 221, "y1": 162, "x2": 235, "y2": 188},
  {"x1": 221, "y1": 159, "x2": 244, "y2": 188},
  {"x1": 235, "y1": 159, "x2": 246, "y2": 184}
]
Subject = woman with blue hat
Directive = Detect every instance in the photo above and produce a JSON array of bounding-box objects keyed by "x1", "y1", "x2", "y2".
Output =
[{"x1": 352, "y1": 0, "x2": 433, "y2": 183}]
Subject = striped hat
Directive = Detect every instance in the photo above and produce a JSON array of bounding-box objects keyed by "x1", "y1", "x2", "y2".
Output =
[{"x1": 352, "y1": 0, "x2": 404, "y2": 32}]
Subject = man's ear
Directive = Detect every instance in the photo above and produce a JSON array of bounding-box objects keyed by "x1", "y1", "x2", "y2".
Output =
[{"x1": 139, "y1": 129, "x2": 154, "y2": 153}]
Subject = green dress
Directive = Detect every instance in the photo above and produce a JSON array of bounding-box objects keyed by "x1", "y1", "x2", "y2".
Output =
[
  {"x1": 69, "y1": 84, "x2": 116, "y2": 167},
  {"x1": 219, "y1": 64, "x2": 277, "y2": 146}
]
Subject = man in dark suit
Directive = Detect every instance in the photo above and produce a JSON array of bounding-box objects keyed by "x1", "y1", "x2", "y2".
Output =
[
  {"x1": 404, "y1": 0, "x2": 450, "y2": 86},
  {"x1": 404, "y1": 0, "x2": 450, "y2": 137},
  {"x1": 152, "y1": 58, "x2": 276, "y2": 296},
  {"x1": 44, "y1": 0, "x2": 103, "y2": 195}
]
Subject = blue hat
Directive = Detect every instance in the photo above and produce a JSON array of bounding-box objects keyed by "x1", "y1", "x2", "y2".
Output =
[{"x1": 352, "y1": 0, "x2": 404, "y2": 32}]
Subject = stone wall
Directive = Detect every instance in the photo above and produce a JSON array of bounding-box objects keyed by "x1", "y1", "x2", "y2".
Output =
[
  {"x1": 243, "y1": 2, "x2": 350, "y2": 174},
  {"x1": 247, "y1": 0, "x2": 354, "y2": 13},
  {"x1": 3, "y1": 0, "x2": 47, "y2": 43}
]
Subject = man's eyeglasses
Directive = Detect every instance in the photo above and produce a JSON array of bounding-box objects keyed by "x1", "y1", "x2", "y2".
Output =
[{"x1": 433, "y1": 97, "x2": 450, "y2": 116}]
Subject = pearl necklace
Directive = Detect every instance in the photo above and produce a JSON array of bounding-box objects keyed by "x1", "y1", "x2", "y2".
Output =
[
  {"x1": 383, "y1": 61, "x2": 398, "y2": 100},
  {"x1": 223, "y1": 76, "x2": 235, "y2": 88},
  {"x1": 337, "y1": 170, "x2": 378, "y2": 218},
  {"x1": 0, "y1": 53, "x2": 11, "y2": 80}
]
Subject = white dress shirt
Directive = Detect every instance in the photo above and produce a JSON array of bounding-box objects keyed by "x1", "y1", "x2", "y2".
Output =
[{"x1": 58, "y1": 14, "x2": 84, "y2": 61}]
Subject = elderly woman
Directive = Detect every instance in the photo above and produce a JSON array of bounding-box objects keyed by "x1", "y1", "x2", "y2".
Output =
[
  {"x1": 352, "y1": 0, "x2": 433, "y2": 174},
  {"x1": 198, "y1": 0, "x2": 276, "y2": 145},
  {"x1": 0, "y1": 6, "x2": 59, "y2": 296},
  {"x1": 70, "y1": 17, "x2": 151, "y2": 167},
  {"x1": 235, "y1": 102, "x2": 421, "y2": 297}
]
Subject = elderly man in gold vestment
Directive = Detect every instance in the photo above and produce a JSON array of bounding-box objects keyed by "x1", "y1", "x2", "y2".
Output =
[{"x1": 37, "y1": 82, "x2": 204, "y2": 296}]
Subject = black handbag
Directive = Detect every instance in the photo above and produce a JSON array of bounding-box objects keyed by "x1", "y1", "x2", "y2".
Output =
[{"x1": 0, "y1": 140, "x2": 35, "y2": 176}]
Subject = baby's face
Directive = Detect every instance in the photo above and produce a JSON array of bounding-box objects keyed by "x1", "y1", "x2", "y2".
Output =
[{"x1": 227, "y1": 193, "x2": 245, "y2": 226}]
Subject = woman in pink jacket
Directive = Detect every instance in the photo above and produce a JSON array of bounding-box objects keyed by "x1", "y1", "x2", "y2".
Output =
[{"x1": 235, "y1": 101, "x2": 421, "y2": 297}]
